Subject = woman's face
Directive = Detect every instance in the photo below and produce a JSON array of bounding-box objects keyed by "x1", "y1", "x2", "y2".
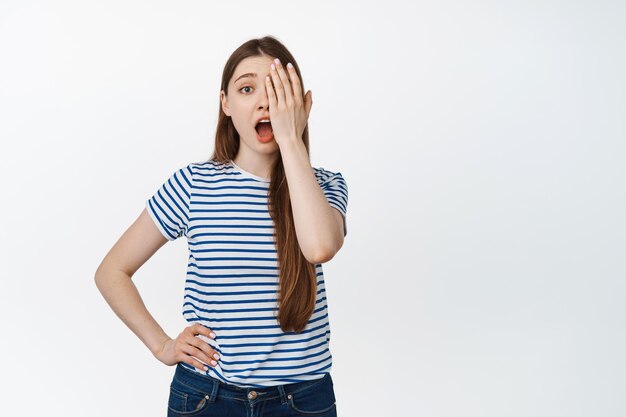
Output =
[{"x1": 220, "y1": 55, "x2": 279, "y2": 156}]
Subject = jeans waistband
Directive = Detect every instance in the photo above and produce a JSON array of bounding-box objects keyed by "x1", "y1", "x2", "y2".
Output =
[{"x1": 173, "y1": 362, "x2": 332, "y2": 405}]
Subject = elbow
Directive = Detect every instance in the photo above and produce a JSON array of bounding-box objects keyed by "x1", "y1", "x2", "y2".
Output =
[
  {"x1": 302, "y1": 229, "x2": 344, "y2": 264},
  {"x1": 306, "y1": 242, "x2": 340, "y2": 264},
  {"x1": 93, "y1": 263, "x2": 117, "y2": 289},
  {"x1": 306, "y1": 251, "x2": 333, "y2": 265},
  {"x1": 94, "y1": 265, "x2": 106, "y2": 289}
]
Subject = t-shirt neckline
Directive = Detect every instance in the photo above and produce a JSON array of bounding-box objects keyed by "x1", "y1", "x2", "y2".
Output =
[{"x1": 229, "y1": 160, "x2": 271, "y2": 183}]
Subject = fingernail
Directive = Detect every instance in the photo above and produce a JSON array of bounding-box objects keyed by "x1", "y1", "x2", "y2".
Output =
[
  {"x1": 213, "y1": 353, "x2": 220, "y2": 360},
  {"x1": 271, "y1": 63, "x2": 275, "y2": 70},
  {"x1": 211, "y1": 360, "x2": 217, "y2": 366},
  {"x1": 210, "y1": 332, "x2": 216, "y2": 338},
  {"x1": 204, "y1": 366, "x2": 209, "y2": 371},
  {"x1": 274, "y1": 58, "x2": 280, "y2": 65},
  {"x1": 287, "y1": 62, "x2": 293, "y2": 69}
]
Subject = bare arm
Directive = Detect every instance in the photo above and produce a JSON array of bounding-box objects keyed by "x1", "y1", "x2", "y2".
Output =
[
  {"x1": 94, "y1": 208, "x2": 171, "y2": 355},
  {"x1": 279, "y1": 139, "x2": 345, "y2": 264},
  {"x1": 95, "y1": 208, "x2": 222, "y2": 371}
]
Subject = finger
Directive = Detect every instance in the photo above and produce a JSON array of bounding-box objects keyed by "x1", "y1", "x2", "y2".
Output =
[
  {"x1": 191, "y1": 323, "x2": 216, "y2": 340},
  {"x1": 265, "y1": 74, "x2": 277, "y2": 108},
  {"x1": 285, "y1": 62, "x2": 303, "y2": 106},
  {"x1": 183, "y1": 342, "x2": 213, "y2": 366},
  {"x1": 176, "y1": 344, "x2": 212, "y2": 371},
  {"x1": 181, "y1": 344, "x2": 219, "y2": 369},
  {"x1": 270, "y1": 61, "x2": 286, "y2": 106},
  {"x1": 274, "y1": 59, "x2": 294, "y2": 107},
  {"x1": 185, "y1": 323, "x2": 216, "y2": 339},
  {"x1": 183, "y1": 342, "x2": 219, "y2": 367},
  {"x1": 186, "y1": 333, "x2": 221, "y2": 360},
  {"x1": 180, "y1": 355, "x2": 210, "y2": 372},
  {"x1": 304, "y1": 90, "x2": 313, "y2": 118}
]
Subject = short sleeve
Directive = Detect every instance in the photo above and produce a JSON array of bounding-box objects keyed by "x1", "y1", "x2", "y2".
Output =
[
  {"x1": 145, "y1": 164, "x2": 194, "y2": 241},
  {"x1": 316, "y1": 168, "x2": 349, "y2": 237}
]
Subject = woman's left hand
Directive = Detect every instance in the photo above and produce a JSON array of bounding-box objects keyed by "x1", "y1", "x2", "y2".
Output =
[{"x1": 265, "y1": 58, "x2": 312, "y2": 146}]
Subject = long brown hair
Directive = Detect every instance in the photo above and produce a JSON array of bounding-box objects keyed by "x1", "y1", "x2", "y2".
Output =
[{"x1": 208, "y1": 36, "x2": 316, "y2": 334}]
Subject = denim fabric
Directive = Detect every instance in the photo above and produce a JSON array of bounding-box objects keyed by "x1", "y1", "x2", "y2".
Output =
[{"x1": 167, "y1": 362, "x2": 338, "y2": 417}]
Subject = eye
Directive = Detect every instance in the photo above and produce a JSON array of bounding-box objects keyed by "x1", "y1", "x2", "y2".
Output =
[{"x1": 239, "y1": 86, "x2": 253, "y2": 94}]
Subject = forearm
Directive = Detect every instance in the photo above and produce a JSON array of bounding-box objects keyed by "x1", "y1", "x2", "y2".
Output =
[
  {"x1": 94, "y1": 267, "x2": 170, "y2": 356},
  {"x1": 279, "y1": 139, "x2": 340, "y2": 262}
]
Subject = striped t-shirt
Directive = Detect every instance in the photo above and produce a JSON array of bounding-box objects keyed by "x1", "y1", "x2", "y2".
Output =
[{"x1": 145, "y1": 158, "x2": 348, "y2": 388}]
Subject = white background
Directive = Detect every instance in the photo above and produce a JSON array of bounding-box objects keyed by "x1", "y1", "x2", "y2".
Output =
[{"x1": 1, "y1": 1, "x2": 625, "y2": 416}]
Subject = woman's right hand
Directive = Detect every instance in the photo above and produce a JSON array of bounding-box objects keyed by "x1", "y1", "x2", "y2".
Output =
[{"x1": 153, "y1": 324, "x2": 221, "y2": 372}]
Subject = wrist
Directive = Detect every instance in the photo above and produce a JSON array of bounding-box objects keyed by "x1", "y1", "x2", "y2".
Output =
[
  {"x1": 278, "y1": 136, "x2": 305, "y2": 153},
  {"x1": 149, "y1": 335, "x2": 172, "y2": 356}
]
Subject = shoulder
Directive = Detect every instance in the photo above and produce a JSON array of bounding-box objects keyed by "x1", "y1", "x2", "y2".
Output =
[
  {"x1": 187, "y1": 158, "x2": 227, "y2": 171},
  {"x1": 312, "y1": 166, "x2": 346, "y2": 188},
  {"x1": 312, "y1": 166, "x2": 342, "y2": 183},
  {"x1": 186, "y1": 159, "x2": 232, "y2": 181}
]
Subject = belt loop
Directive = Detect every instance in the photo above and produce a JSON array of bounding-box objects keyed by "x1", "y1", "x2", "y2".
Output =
[
  {"x1": 208, "y1": 377, "x2": 220, "y2": 403},
  {"x1": 277, "y1": 383, "x2": 289, "y2": 404}
]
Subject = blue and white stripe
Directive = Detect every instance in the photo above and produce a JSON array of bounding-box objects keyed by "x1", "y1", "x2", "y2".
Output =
[{"x1": 146, "y1": 159, "x2": 348, "y2": 387}]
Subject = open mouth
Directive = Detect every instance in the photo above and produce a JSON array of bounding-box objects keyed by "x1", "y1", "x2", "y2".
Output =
[{"x1": 255, "y1": 120, "x2": 274, "y2": 139}]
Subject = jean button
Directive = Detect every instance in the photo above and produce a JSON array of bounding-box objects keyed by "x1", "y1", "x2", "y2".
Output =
[{"x1": 248, "y1": 391, "x2": 257, "y2": 400}]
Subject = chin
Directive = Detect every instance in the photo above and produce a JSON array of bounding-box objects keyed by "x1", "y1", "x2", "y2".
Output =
[{"x1": 241, "y1": 134, "x2": 278, "y2": 153}]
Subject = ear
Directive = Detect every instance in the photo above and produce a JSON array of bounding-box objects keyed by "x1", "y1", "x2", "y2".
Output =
[{"x1": 220, "y1": 90, "x2": 230, "y2": 116}]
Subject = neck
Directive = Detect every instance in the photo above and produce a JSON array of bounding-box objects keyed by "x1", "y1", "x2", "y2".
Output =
[{"x1": 232, "y1": 152, "x2": 278, "y2": 180}]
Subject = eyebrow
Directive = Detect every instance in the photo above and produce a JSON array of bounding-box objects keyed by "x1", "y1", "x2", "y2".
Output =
[{"x1": 233, "y1": 72, "x2": 258, "y2": 84}]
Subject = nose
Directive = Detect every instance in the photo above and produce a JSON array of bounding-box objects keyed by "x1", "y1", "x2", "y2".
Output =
[{"x1": 258, "y1": 93, "x2": 269, "y2": 110}]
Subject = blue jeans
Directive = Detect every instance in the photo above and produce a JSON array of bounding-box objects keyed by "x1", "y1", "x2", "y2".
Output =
[{"x1": 167, "y1": 362, "x2": 338, "y2": 417}]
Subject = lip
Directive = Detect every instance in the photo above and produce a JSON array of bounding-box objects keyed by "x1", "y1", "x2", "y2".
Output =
[
  {"x1": 254, "y1": 115, "x2": 271, "y2": 127},
  {"x1": 256, "y1": 129, "x2": 274, "y2": 143},
  {"x1": 254, "y1": 115, "x2": 274, "y2": 143}
]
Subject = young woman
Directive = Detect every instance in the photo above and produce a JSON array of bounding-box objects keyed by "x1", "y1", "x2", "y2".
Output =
[{"x1": 95, "y1": 35, "x2": 348, "y2": 417}]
